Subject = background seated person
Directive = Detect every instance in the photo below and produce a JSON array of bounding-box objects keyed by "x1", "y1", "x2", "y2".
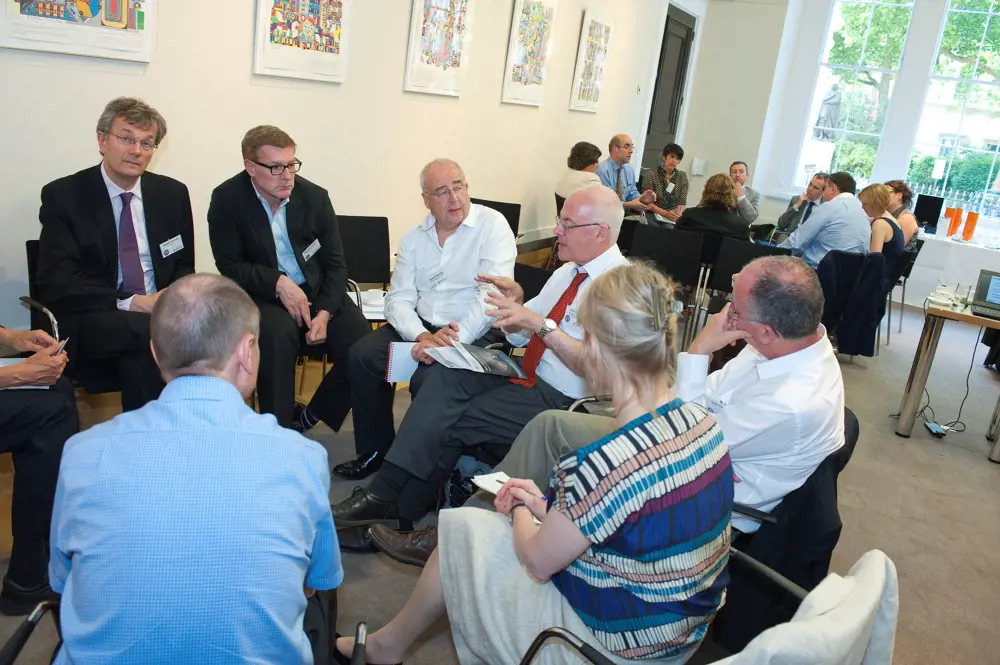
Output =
[
  {"x1": 779, "y1": 172, "x2": 870, "y2": 268},
  {"x1": 675, "y1": 173, "x2": 751, "y2": 240},
  {"x1": 730, "y1": 161, "x2": 760, "y2": 224},
  {"x1": 340, "y1": 261, "x2": 733, "y2": 665},
  {"x1": 208, "y1": 125, "x2": 371, "y2": 432},
  {"x1": 768, "y1": 172, "x2": 829, "y2": 241},
  {"x1": 643, "y1": 142, "x2": 689, "y2": 223},
  {"x1": 596, "y1": 133, "x2": 656, "y2": 221},
  {"x1": 49, "y1": 274, "x2": 341, "y2": 664},
  {"x1": 884, "y1": 179, "x2": 919, "y2": 247},
  {"x1": 341, "y1": 158, "x2": 517, "y2": 479},
  {"x1": 0, "y1": 325, "x2": 77, "y2": 615},
  {"x1": 330, "y1": 186, "x2": 628, "y2": 536},
  {"x1": 554, "y1": 141, "x2": 603, "y2": 212},
  {"x1": 372, "y1": 257, "x2": 844, "y2": 563},
  {"x1": 859, "y1": 184, "x2": 905, "y2": 276},
  {"x1": 37, "y1": 96, "x2": 194, "y2": 412}
]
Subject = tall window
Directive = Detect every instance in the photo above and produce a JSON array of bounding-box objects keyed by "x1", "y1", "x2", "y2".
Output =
[
  {"x1": 907, "y1": 0, "x2": 1000, "y2": 220},
  {"x1": 795, "y1": 0, "x2": 915, "y2": 187}
]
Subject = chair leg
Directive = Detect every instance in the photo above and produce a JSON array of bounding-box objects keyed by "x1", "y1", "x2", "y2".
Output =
[
  {"x1": 899, "y1": 280, "x2": 906, "y2": 333},
  {"x1": 886, "y1": 292, "x2": 892, "y2": 347},
  {"x1": 322, "y1": 355, "x2": 329, "y2": 378},
  {"x1": 298, "y1": 357, "x2": 308, "y2": 397},
  {"x1": 876, "y1": 320, "x2": 880, "y2": 356}
]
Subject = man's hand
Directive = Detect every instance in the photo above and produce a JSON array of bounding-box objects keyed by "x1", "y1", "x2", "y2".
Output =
[
  {"x1": 688, "y1": 303, "x2": 750, "y2": 356},
  {"x1": 410, "y1": 324, "x2": 460, "y2": 364},
  {"x1": 476, "y1": 274, "x2": 524, "y2": 304},
  {"x1": 795, "y1": 192, "x2": 810, "y2": 209},
  {"x1": 639, "y1": 190, "x2": 657, "y2": 205},
  {"x1": 3, "y1": 329, "x2": 57, "y2": 353},
  {"x1": 305, "y1": 310, "x2": 330, "y2": 346},
  {"x1": 734, "y1": 182, "x2": 745, "y2": 199},
  {"x1": 129, "y1": 290, "x2": 165, "y2": 314},
  {"x1": 625, "y1": 199, "x2": 650, "y2": 212},
  {"x1": 14, "y1": 343, "x2": 68, "y2": 387},
  {"x1": 276, "y1": 275, "x2": 312, "y2": 328},
  {"x1": 485, "y1": 292, "x2": 544, "y2": 335},
  {"x1": 664, "y1": 208, "x2": 683, "y2": 222}
]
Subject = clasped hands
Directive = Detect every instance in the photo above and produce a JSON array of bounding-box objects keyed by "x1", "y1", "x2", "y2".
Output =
[
  {"x1": 2, "y1": 329, "x2": 67, "y2": 387},
  {"x1": 494, "y1": 478, "x2": 547, "y2": 520},
  {"x1": 276, "y1": 275, "x2": 329, "y2": 345}
]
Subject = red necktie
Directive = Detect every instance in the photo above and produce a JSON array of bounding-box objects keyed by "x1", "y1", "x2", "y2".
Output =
[{"x1": 511, "y1": 271, "x2": 588, "y2": 388}]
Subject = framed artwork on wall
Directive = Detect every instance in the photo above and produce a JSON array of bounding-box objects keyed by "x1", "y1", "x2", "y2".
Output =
[
  {"x1": 0, "y1": 0, "x2": 156, "y2": 62},
  {"x1": 500, "y1": 0, "x2": 558, "y2": 107},
  {"x1": 253, "y1": 0, "x2": 353, "y2": 83},
  {"x1": 568, "y1": 8, "x2": 613, "y2": 113},
  {"x1": 404, "y1": 0, "x2": 476, "y2": 97}
]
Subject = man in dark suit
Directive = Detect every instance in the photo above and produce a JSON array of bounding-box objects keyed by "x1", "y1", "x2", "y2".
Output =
[
  {"x1": 773, "y1": 173, "x2": 828, "y2": 239},
  {"x1": 37, "y1": 97, "x2": 194, "y2": 412},
  {"x1": 208, "y1": 125, "x2": 370, "y2": 430}
]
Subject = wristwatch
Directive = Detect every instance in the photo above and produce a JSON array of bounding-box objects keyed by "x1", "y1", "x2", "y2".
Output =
[{"x1": 536, "y1": 318, "x2": 558, "y2": 340}]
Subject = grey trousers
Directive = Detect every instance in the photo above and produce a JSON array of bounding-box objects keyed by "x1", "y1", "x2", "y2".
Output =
[{"x1": 464, "y1": 409, "x2": 617, "y2": 510}]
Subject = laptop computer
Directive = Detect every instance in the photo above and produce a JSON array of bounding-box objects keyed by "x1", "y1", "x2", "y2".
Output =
[{"x1": 971, "y1": 269, "x2": 1000, "y2": 320}]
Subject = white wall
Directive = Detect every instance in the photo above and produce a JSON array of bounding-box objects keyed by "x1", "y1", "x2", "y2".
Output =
[
  {"x1": 0, "y1": 0, "x2": 676, "y2": 328},
  {"x1": 678, "y1": 0, "x2": 788, "y2": 208}
]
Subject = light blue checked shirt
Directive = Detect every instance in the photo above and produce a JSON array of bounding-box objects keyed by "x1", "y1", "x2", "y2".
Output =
[
  {"x1": 49, "y1": 376, "x2": 341, "y2": 665},
  {"x1": 596, "y1": 157, "x2": 640, "y2": 202}
]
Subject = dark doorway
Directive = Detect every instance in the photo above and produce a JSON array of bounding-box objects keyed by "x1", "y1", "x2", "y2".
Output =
[{"x1": 641, "y1": 5, "x2": 696, "y2": 173}]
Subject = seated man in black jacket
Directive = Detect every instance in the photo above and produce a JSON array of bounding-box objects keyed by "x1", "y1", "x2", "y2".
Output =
[
  {"x1": 675, "y1": 173, "x2": 751, "y2": 241},
  {"x1": 37, "y1": 97, "x2": 194, "y2": 411},
  {"x1": 208, "y1": 125, "x2": 371, "y2": 430}
]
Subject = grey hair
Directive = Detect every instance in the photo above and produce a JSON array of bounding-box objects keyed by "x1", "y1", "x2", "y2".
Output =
[
  {"x1": 151, "y1": 274, "x2": 260, "y2": 377},
  {"x1": 744, "y1": 256, "x2": 824, "y2": 339},
  {"x1": 96, "y1": 97, "x2": 167, "y2": 145},
  {"x1": 419, "y1": 158, "x2": 466, "y2": 192}
]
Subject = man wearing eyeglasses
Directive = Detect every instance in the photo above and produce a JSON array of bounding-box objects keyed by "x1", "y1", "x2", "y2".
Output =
[
  {"x1": 37, "y1": 97, "x2": 195, "y2": 412},
  {"x1": 208, "y1": 125, "x2": 371, "y2": 433}
]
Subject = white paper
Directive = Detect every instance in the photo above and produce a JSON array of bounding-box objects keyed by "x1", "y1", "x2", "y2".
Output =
[
  {"x1": 386, "y1": 342, "x2": 419, "y2": 383},
  {"x1": 472, "y1": 471, "x2": 510, "y2": 495},
  {"x1": 0, "y1": 358, "x2": 47, "y2": 390}
]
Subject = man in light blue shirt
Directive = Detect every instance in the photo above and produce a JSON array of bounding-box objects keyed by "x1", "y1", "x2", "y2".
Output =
[
  {"x1": 595, "y1": 133, "x2": 656, "y2": 219},
  {"x1": 780, "y1": 172, "x2": 871, "y2": 268},
  {"x1": 49, "y1": 274, "x2": 341, "y2": 664}
]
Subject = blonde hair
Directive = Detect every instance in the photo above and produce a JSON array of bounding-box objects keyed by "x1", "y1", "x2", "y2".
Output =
[
  {"x1": 577, "y1": 261, "x2": 680, "y2": 412},
  {"x1": 700, "y1": 174, "x2": 737, "y2": 209},
  {"x1": 857, "y1": 183, "x2": 891, "y2": 216}
]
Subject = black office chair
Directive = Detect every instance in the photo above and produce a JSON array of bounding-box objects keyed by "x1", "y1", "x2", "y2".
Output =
[
  {"x1": 554, "y1": 193, "x2": 566, "y2": 217},
  {"x1": 470, "y1": 197, "x2": 521, "y2": 238},
  {"x1": 629, "y1": 225, "x2": 704, "y2": 344},
  {"x1": 696, "y1": 239, "x2": 792, "y2": 326},
  {"x1": 616, "y1": 218, "x2": 640, "y2": 255},
  {"x1": 513, "y1": 263, "x2": 553, "y2": 303},
  {"x1": 337, "y1": 215, "x2": 391, "y2": 290},
  {"x1": 889, "y1": 238, "x2": 924, "y2": 337}
]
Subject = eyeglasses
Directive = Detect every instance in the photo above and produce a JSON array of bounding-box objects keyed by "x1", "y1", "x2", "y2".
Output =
[
  {"x1": 555, "y1": 217, "x2": 603, "y2": 233},
  {"x1": 251, "y1": 159, "x2": 302, "y2": 176},
  {"x1": 425, "y1": 182, "x2": 467, "y2": 200},
  {"x1": 107, "y1": 132, "x2": 157, "y2": 153}
]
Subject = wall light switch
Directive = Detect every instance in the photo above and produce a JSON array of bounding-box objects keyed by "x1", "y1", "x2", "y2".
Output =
[{"x1": 691, "y1": 158, "x2": 707, "y2": 176}]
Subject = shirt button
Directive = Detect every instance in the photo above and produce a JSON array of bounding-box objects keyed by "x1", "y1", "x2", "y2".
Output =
[{"x1": 565, "y1": 315, "x2": 570, "y2": 322}]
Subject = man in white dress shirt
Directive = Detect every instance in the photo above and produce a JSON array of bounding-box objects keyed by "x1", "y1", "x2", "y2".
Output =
[
  {"x1": 338, "y1": 158, "x2": 517, "y2": 480},
  {"x1": 333, "y1": 186, "x2": 628, "y2": 538}
]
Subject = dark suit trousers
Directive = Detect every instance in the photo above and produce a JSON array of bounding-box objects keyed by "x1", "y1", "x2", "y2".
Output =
[
  {"x1": 379, "y1": 366, "x2": 573, "y2": 521},
  {"x1": 257, "y1": 295, "x2": 371, "y2": 428},
  {"x1": 0, "y1": 377, "x2": 78, "y2": 585},
  {"x1": 70, "y1": 310, "x2": 165, "y2": 412}
]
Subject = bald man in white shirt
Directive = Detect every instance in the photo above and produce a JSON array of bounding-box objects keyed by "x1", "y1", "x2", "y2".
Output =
[{"x1": 338, "y1": 159, "x2": 517, "y2": 480}]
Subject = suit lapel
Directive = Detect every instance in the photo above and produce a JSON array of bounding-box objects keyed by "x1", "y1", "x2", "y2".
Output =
[
  {"x1": 142, "y1": 174, "x2": 167, "y2": 284},
  {"x1": 87, "y1": 166, "x2": 119, "y2": 279},
  {"x1": 240, "y1": 173, "x2": 280, "y2": 269}
]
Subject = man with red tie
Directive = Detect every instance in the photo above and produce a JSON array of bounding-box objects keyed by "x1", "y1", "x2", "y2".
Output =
[
  {"x1": 37, "y1": 98, "x2": 194, "y2": 411},
  {"x1": 331, "y1": 186, "x2": 627, "y2": 541}
]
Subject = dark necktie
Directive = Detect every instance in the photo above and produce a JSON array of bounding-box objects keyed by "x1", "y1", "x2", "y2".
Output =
[
  {"x1": 802, "y1": 201, "x2": 814, "y2": 224},
  {"x1": 511, "y1": 271, "x2": 588, "y2": 388},
  {"x1": 118, "y1": 192, "x2": 146, "y2": 295},
  {"x1": 615, "y1": 167, "x2": 624, "y2": 200}
]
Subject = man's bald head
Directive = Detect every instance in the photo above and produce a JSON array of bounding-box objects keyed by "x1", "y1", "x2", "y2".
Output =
[
  {"x1": 151, "y1": 274, "x2": 260, "y2": 378},
  {"x1": 566, "y1": 185, "x2": 624, "y2": 240},
  {"x1": 555, "y1": 186, "x2": 624, "y2": 265}
]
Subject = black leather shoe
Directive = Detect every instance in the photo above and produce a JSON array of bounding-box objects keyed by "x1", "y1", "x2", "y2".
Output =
[
  {"x1": 332, "y1": 487, "x2": 411, "y2": 530},
  {"x1": 333, "y1": 451, "x2": 384, "y2": 480},
  {"x1": 291, "y1": 402, "x2": 315, "y2": 434},
  {"x1": 0, "y1": 576, "x2": 58, "y2": 616},
  {"x1": 337, "y1": 525, "x2": 377, "y2": 553}
]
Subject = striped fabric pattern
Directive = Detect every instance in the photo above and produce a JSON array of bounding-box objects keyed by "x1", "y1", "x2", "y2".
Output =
[{"x1": 549, "y1": 399, "x2": 733, "y2": 660}]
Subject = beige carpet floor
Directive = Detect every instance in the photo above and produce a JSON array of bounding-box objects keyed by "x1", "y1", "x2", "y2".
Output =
[{"x1": 2, "y1": 305, "x2": 999, "y2": 664}]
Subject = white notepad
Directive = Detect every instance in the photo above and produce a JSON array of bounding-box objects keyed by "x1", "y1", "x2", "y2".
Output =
[
  {"x1": 385, "y1": 342, "x2": 419, "y2": 382},
  {"x1": 472, "y1": 471, "x2": 510, "y2": 495}
]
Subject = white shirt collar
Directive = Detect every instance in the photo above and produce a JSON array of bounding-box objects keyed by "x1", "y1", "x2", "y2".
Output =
[
  {"x1": 100, "y1": 162, "x2": 142, "y2": 201},
  {"x1": 576, "y1": 243, "x2": 624, "y2": 278},
  {"x1": 755, "y1": 327, "x2": 833, "y2": 381},
  {"x1": 250, "y1": 178, "x2": 290, "y2": 211},
  {"x1": 833, "y1": 192, "x2": 855, "y2": 201}
]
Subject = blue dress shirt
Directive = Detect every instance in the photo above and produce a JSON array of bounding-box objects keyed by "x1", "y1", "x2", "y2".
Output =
[
  {"x1": 595, "y1": 157, "x2": 640, "y2": 202},
  {"x1": 779, "y1": 193, "x2": 871, "y2": 268},
  {"x1": 49, "y1": 376, "x2": 341, "y2": 665},
  {"x1": 253, "y1": 183, "x2": 307, "y2": 285}
]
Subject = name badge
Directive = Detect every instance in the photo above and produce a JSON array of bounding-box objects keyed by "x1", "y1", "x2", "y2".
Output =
[
  {"x1": 666, "y1": 182, "x2": 676, "y2": 194},
  {"x1": 302, "y1": 238, "x2": 321, "y2": 262},
  {"x1": 159, "y1": 235, "x2": 184, "y2": 258},
  {"x1": 428, "y1": 271, "x2": 446, "y2": 290}
]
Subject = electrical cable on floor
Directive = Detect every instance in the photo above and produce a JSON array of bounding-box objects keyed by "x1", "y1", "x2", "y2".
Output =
[{"x1": 937, "y1": 326, "x2": 984, "y2": 433}]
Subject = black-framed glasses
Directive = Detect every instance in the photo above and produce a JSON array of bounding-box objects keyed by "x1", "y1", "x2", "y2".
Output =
[
  {"x1": 252, "y1": 159, "x2": 302, "y2": 175},
  {"x1": 555, "y1": 217, "x2": 602, "y2": 232},
  {"x1": 107, "y1": 132, "x2": 157, "y2": 153}
]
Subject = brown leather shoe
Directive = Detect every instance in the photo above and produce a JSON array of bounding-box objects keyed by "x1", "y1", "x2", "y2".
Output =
[{"x1": 369, "y1": 524, "x2": 438, "y2": 568}]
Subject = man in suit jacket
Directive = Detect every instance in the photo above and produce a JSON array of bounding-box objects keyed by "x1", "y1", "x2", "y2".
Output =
[
  {"x1": 730, "y1": 161, "x2": 761, "y2": 224},
  {"x1": 775, "y1": 173, "x2": 829, "y2": 237},
  {"x1": 37, "y1": 97, "x2": 194, "y2": 411},
  {"x1": 208, "y1": 125, "x2": 370, "y2": 430}
]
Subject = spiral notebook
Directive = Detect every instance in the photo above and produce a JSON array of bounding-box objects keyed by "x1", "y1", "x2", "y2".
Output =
[{"x1": 384, "y1": 341, "x2": 525, "y2": 383}]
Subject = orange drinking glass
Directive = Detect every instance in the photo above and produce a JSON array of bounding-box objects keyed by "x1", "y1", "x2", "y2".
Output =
[
  {"x1": 944, "y1": 208, "x2": 956, "y2": 235},
  {"x1": 949, "y1": 208, "x2": 964, "y2": 236},
  {"x1": 962, "y1": 211, "x2": 979, "y2": 242}
]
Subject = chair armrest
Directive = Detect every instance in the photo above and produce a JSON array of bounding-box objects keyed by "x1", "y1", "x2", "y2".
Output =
[
  {"x1": 18, "y1": 297, "x2": 60, "y2": 341},
  {"x1": 567, "y1": 396, "x2": 611, "y2": 413},
  {"x1": 0, "y1": 600, "x2": 60, "y2": 665},
  {"x1": 520, "y1": 627, "x2": 615, "y2": 665},
  {"x1": 733, "y1": 502, "x2": 778, "y2": 524},
  {"x1": 729, "y1": 547, "x2": 807, "y2": 601},
  {"x1": 346, "y1": 279, "x2": 362, "y2": 310}
]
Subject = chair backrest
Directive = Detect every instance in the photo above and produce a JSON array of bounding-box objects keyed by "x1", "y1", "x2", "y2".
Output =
[
  {"x1": 629, "y1": 225, "x2": 704, "y2": 287},
  {"x1": 24, "y1": 240, "x2": 47, "y2": 333},
  {"x1": 708, "y1": 238, "x2": 792, "y2": 292},
  {"x1": 898, "y1": 238, "x2": 924, "y2": 281},
  {"x1": 337, "y1": 216, "x2": 391, "y2": 285},
  {"x1": 471, "y1": 197, "x2": 521, "y2": 237},
  {"x1": 514, "y1": 263, "x2": 553, "y2": 303},
  {"x1": 555, "y1": 193, "x2": 566, "y2": 217},
  {"x1": 616, "y1": 218, "x2": 640, "y2": 255}
]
